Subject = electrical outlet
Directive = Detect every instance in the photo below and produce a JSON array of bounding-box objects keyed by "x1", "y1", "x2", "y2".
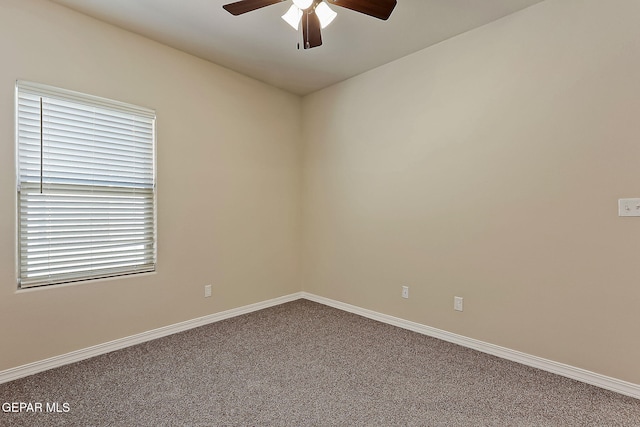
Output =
[
  {"x1": 454, "y1": 296, "x2": 463, "y2": 311},
  {"x1": 204, "y1": 284, "x2": 212, "y2": 298},
  {"x1": 402, "y1": 286, "x2": 409, "y2": 299}
]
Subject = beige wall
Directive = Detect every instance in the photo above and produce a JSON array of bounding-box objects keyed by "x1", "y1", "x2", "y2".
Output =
[
  {"x1": 0, "y1": 0, "x2": 302, "y2": 371},
  {"x1": 301, "y1": 0, "x2": 640, "y2": 384},
  {"x1": 2, "y1": 0, "x2": 640, "y2": 389}
]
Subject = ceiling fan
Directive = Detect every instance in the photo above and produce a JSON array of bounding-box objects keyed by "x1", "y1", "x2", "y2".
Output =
[{"x1": 222, "y1": 0, "x2": 397, "y2": 49}]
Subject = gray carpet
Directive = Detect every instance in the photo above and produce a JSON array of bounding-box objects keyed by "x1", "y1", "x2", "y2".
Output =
[{"x1": 1, "y1": 299, "x2": 639, "y2": 426}]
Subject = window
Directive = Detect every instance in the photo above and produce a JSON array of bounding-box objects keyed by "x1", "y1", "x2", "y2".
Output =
[{"x1": 16, "y1": 81, "x2": 156, "y2": 288}]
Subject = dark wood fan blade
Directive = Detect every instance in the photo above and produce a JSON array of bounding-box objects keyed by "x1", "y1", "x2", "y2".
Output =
[
  {"x1": 326, "y1": 0, "x2": 397, "y2": 20},
  {"x1": 223, "y1": 0, "x2": 285, "y2": 16},
  {"x1": 302, "y1": 10, "x2": 322, "y2": 49}
]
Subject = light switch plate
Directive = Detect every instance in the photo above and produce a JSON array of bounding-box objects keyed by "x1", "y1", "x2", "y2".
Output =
[{"x1": 618, "y1": 198, "x2": 640, "y2": 217}]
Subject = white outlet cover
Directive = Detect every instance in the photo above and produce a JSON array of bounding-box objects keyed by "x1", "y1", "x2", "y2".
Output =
[
  {"x1": 204, "y1": 285, "x2": 212, "y2": 298},
  {"x1": 454, "y1": 296, "x2": 463, "y2": 311}
]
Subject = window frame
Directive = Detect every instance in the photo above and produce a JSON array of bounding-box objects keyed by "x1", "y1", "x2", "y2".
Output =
[{"x1": 15, "y1": 81, "x2": 157, "y2": 289}]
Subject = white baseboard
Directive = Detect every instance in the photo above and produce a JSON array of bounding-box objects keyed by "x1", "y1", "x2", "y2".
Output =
[
  {"x1": 0, "y1": 292, "x2": 303, "y2": 385},
  {"x1": 3, "y1": 290, "x2": 639, "y2": 401},
  {"x1": 301, "y1": 292, "x2": 640, "y2": 400}
]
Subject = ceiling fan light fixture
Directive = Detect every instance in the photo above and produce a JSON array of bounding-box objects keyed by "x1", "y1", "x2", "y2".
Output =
[
  {"x1": 315, "y1": 1, "x2": 337, "y2": 29},
  {"x1": 292, "y1": 0, "x2": 313, "y2": 10},
  {"x1": 223, "y1": 0, "x2": 398, "y2": 50},
  {"x1": 282, "y1": 4, "x2": 303, "y2": 30}
]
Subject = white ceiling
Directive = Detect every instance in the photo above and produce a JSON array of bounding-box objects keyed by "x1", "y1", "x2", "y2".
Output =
[{"x1": 48, "y1": 0, "x2": 545, "y2": 95}]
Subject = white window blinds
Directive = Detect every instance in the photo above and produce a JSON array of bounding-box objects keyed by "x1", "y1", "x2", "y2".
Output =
[{"x1": 16, "y1": 81, "x2": 156, "y2": 288}]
